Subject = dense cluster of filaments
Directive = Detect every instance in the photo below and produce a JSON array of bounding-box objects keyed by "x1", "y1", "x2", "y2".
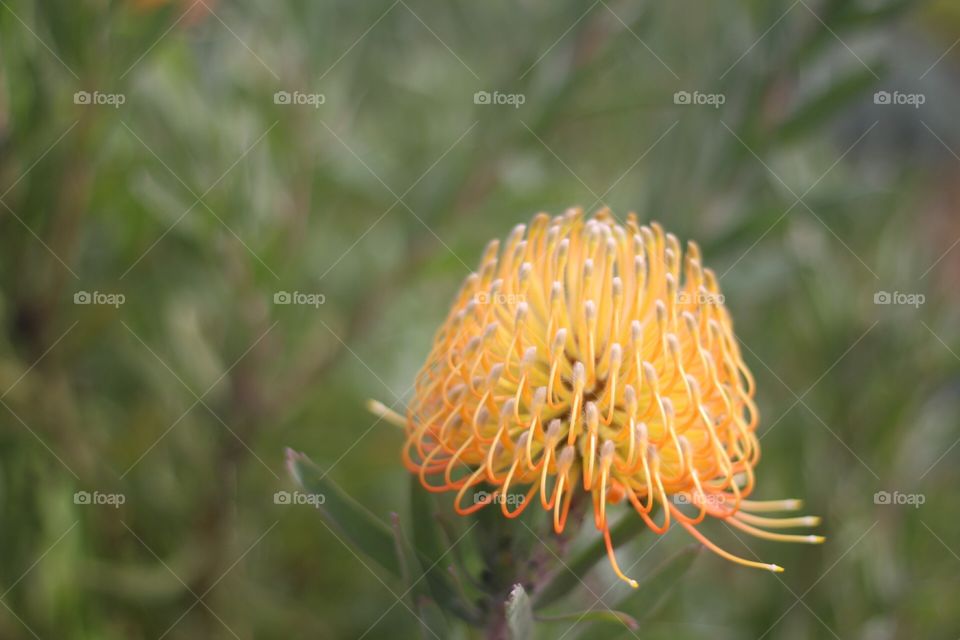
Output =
[{"x1": 371, "y1": 208, "x2": 822, "y2": 586}]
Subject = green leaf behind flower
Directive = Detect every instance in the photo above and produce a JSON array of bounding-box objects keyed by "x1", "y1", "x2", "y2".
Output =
[{"x1": 285, "y1": 448, "x2": 401, "y2": 577}]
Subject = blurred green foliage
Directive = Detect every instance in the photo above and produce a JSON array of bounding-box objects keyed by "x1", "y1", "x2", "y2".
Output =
[{"x1": 1, "y1": 0, "x2": 959, "y2": 638}]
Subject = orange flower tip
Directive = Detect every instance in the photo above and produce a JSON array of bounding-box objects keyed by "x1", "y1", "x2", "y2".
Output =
[
  {"x1": 585, "y1": 402, "x2": 599, "y2": 425},
  {"x1": 366, "y1": 399, "x2": 406, "y2": 428},
  {"x1": 635, "y1": 422, "x2": 648, "y2": 440},
  {"x1": 522, "y1": 346, "x2": 537, "y2": 365},
  {"x1": 609, "y1": 343, "x2": 622, "y2": 363},
  {"x1": 546, "y1": 419, "x2": 562, "y2": 441},
  {"x1": 550, "y1": 281, "x2": 563, "y2": 301},
  {"x1": 552, "y1": 328, "x2": 567, "y2": 349},
  {"x1": 626, "y1": 578, "x2": 639, "y2": 589},
  {"x1": 557, "y1": 445, "x2": 576, "y2": 472},
  {"x1": 515, "y1": 432, "x2": 531, "y2": 454},
  {"x1": 641, "y1": 361, "x2": 658, "y2": 384},
  {"x1": 662, "y1": 397, "x2": 675, "y2": 417},
  {"x1": 584, "y1": 299, "x2": 596, "y2": 319},
  {"x1": 601, "y1": 439, "x2": 616, "y2": 460},
  {"x1": 804, "y1": 516, "x2": 822, "y2": 527},
  {"x1": 807, "y1": 535, "x2": 826, "y2": 544},
  {"x1": 666, "y1": 333, "x2": 681, "y2": 354},
  {"x1": 572, "y1": 361, "x2": 586, "y2": 384},
  {"x1": 769, "y1": 564, "x2": 785, "y2": 573},
  {"x1": 515, "y1": 302, "x2": 529, "y2": 322}
]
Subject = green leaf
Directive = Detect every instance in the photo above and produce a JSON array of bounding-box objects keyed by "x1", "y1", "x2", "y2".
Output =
[
  {"x1": 285, "y1": 449, "x2": 401, "y2": 577},
  {"x1": 507, "y1": 584, "x2": 534, "y2": 640},
  {"x1": 537, "y1": 609, "x2": 638, "y2": 630},
  {"x1": 533, "y1": 512, "x2": 650, "y2": 609},
  {"x1": 416, "y1": 596, "x2": 451, "y2": 640},
  {"x1": 390, "y1": 512, "x2": 418, "y2": 592},
  {"x1": 408, "y1": 475, "x2": 480, "y2": 623},
  {"x1": 774, "y1": 67, "x2": 880, "y2": 146}
]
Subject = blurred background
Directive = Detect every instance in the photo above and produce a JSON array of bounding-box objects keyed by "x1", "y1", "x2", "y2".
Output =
[{"x1": 1, "y1": 0, "x2": 959, "y2": 638}]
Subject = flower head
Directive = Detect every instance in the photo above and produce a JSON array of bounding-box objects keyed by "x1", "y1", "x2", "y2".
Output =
[{"x1": 371, "y1": 207, "x2": 821, "y2": 587}]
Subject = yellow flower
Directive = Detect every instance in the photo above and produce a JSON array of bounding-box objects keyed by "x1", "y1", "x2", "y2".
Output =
[{"x1": 370, "y1": 207, "x2": 822, "y2": 587}]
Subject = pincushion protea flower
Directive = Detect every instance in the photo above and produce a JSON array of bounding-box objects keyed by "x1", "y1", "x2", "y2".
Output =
[{"x1": 370, "y1": 207, "x2": 822, "y2": 587}]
